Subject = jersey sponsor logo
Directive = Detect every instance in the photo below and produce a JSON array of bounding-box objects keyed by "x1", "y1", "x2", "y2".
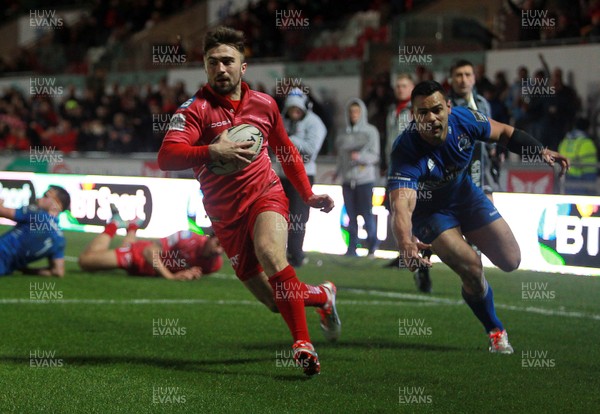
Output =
[
  {"x1": 180, "y1": 97, "x2": 195, "y2": 109},
  {"x1": 457, "y1": 134, "x2": 472, "y2": 151},
  {"x1": 209, "y1": 119, "x2": 232, "y2": 128},
  {"x1": 168, "y1": 113, "x2": 186, "y2": 131},
  {"x1": 468, "y1": 108, "x2": 488, "y2": 123},
  {"x1": 427, "y1": 158, "x2": 435, "y2": 172}
]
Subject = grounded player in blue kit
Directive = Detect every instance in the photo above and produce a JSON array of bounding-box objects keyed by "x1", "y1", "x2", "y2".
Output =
[
  {"x1": 388, "y1": 81, "x2": 568, "y2": 353},
  {"x1": 0, "y1": 185, "x2": 70, "y2": 277}
]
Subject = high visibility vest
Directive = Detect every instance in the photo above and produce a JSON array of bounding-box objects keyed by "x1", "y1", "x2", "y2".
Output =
[{"x1": 558, "y1": 132, "x2": 597, "y2": 178}]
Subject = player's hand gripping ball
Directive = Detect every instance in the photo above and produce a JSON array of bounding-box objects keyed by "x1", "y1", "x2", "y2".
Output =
[{"x1": 207, "y1": 124, "x2": 264, "y2": 175}]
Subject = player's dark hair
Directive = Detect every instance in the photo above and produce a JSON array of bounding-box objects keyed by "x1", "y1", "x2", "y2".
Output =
[
  {"x1": 411, "y1": 80, "x2": 447, "y2": 103},
  {"x1": 203, "y1": 26, "x2": 245, "y2": 58},
  {"x1": 49, "y1": 185, "x2": 70, "y2": 212},
  {"x1": 450, "y1": 59, "x2": 474, "y2": 75}
]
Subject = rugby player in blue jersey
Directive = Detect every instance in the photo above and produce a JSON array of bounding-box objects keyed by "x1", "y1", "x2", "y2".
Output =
[
  {"x1": 0, "y1": 185, "x2": 70, "y2": 277},
  {"x1": 388, "y1": 81, "x2": 568, "y2": 353}
]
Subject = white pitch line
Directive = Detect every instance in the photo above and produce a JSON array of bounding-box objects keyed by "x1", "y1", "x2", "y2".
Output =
[
  {"x1": 1, "y1": 293, "x2": 598, "y2": 321},
  {"x1": 343, "y1": 288, "x2": 464, "y2": 306},
  {"x1": 36, "y1": 260, "x2": 600, "y2": 321},
  {"x1": 343, "y1": 287, "x2": 600, "y2": 321},
  {"x1": 0, "y1": 298, "x2": 440, "y2": 307},
  {"x1": 0, "y1": 298, "x2": 262, "y2": 306}
]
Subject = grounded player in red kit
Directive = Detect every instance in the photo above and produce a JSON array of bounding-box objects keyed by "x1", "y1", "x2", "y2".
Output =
[
  {"x1": 157, "y1": 26, "x2": 339, "y2": 376},
  {"x1": 78, "y1": 208, "x2": 223, "y2": 281}
]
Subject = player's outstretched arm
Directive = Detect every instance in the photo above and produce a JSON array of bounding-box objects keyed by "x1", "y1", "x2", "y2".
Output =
[
  {"x1": 389, "y1": 188, "x2": 432, "y2": 271},
  {"x1": 489, "y1": 119, "x2": 570, "y2": 176},
  {"x1": 0, "y1": 199, "x2": 16, "y2": 220},
  {"x1": 21, "y1": 258, "x2": 65, "y2": 278}
]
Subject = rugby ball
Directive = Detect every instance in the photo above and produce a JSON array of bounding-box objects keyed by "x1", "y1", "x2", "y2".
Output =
[{"x1": 206, "y1": 124, "x2": 264, "y2": 175}]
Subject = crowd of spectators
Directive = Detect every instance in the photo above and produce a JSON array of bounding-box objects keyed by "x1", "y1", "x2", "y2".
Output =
[
  {"x1": 0, "y1": 74, "x2": 192, "y2": 154},
  {"x1": 2, "y1": 0, "x2": 597, "y2": 76},
  {"x1": 0, "y1": 74, "x2": 341, "y2": 155},
  {"x1": 363, "y1": 61, "x2": 586, "y2": 156},
  {"x1": 504, "y1": 0, "x2": 600, "y2": 43},
  {"x1": 0, "y1": 0, "x2": 195, "y2": 75},
  {"x1": 1, "y1": 0, "x2": 423, "y2": 74},
  {"x1": 219, "y1": 0, "x2": 416, "y2": 60}
]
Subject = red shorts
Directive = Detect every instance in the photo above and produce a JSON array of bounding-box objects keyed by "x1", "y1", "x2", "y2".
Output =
[
  {"x1": 115, "y1": 241, "x2": 157, "y2": 276},
  {"x1": 211, "y1": 182, "x2": 289, "y2": 281}
]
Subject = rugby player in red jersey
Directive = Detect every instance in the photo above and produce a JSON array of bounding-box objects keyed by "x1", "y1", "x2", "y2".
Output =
[
  {"x1": 78, "y1": 211, "x2": 223, "y2": 281},
  {"x1": 157, "y1": 26, "x2": 339, "y2": 376}
]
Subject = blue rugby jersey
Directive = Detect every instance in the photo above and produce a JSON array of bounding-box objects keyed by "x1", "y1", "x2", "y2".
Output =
[
  {"x1": 387, "y1": 106, "x2": 491, "y2": 207},
  {"x1": 0, "y1": 205, "x2": 65, "y2": 274}
]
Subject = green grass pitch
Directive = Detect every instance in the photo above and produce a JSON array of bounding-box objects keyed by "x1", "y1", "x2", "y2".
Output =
[{"x1": 1, "y1": 230, "x2": 599, "y2": 413}]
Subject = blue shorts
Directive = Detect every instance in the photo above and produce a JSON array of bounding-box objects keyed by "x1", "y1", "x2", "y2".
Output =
[{"x1": 412, "y1": 182, "x2": 501, "y2": 244}]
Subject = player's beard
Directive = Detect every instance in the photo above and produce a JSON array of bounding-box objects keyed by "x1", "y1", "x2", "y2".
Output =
[{"x1": 211, "y1": 74, "x2": 241, "y2": 96}]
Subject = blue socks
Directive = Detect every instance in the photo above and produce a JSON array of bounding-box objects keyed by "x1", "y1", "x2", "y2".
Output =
[{"x1": 462, "y1": 280, "x2": 504, "y2": 333}]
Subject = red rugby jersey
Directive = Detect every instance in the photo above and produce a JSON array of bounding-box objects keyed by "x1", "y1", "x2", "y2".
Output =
[
  {"x1": 159, "y1": 231, "x2": 223, "y2": 274},
  {"x1": 158, "y1": 82, "x2": 313, "y2": 222}
]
